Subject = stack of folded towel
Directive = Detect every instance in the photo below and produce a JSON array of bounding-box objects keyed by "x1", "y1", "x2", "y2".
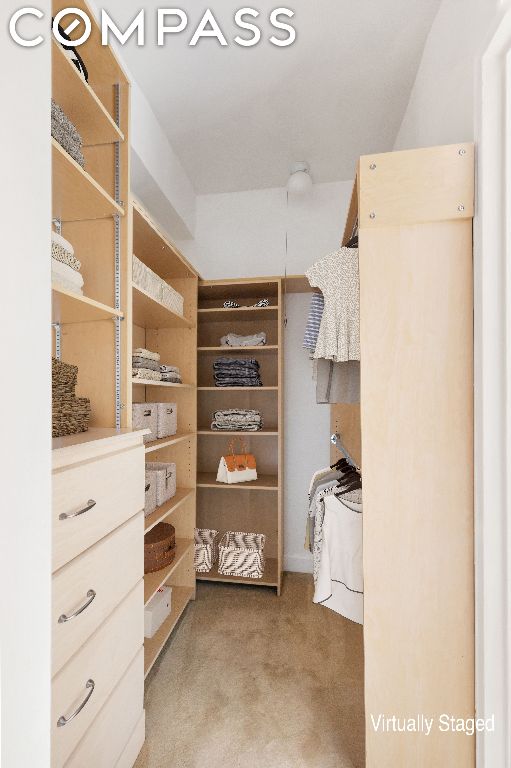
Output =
[
  {"x1": 51, "y1": 232, "x2": 84, "y2": 295},
  {"x1": 51, "y1": 100, "x2": 85, "y2": 168},
  {"x1": 213, "y1": 358, "x2": 262, "y2": 387},
  {"x1": 160, "y1": 365, "x2": 182, "y2": 384},
  {"x1": 132, "y1": 348, "x2": 162, "y2": 382},
  {"x1": 220, "y1": 332, "x2": 267, "y2": 347},
  {"x1": 211, "y1": 409, "x2": 262, "y2": 431}
]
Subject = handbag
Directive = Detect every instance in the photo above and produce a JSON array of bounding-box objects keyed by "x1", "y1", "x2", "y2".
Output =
[{"x1": 216, "y1": 439, "x2": 258, "y2": 484}]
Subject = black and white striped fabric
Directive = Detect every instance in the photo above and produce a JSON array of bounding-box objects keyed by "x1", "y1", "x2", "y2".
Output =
[
  {"x1": 218, "y1": 531, "x2": 266, "y2": 578},
  {"x1": 253, "y1": 298, "x2": 270, "y2": 307},
  {"x1": 194, "y1": 528, "x2": 219, "y2": 573},
  {"x1": 54, "y1": 22, "x2": 89, "y2": 82},
  {"x1": 223, "y1": 300, "x2": 240, "y2": 308}
]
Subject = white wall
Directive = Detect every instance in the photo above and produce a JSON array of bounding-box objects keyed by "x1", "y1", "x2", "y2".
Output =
[
  {"x1": 1, "y1": 5, "x2": 52, "y2": 766},
  {"x1": 177, "y1": 180, "x2": 353, "y2": 279},
  {"x1": 394, "y1": 0, "x2": 501, "y2": 149}
]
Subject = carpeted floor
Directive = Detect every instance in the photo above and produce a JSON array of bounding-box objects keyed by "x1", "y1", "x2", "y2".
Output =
[{"x1": 135, "y1": 572, "x2": 365, "y2": 768}]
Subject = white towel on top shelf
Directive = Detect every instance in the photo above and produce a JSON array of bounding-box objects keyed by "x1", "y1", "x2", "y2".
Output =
[{"x1": 51, "y1": 258, "x2": 84, "y2": 288}]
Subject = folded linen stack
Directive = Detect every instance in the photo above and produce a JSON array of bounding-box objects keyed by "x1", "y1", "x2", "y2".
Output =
[
  {"x1": 220, "y1": 332, "x2": 267, "y2": 347},
  {"x1": 211, "y1": 409, "x2": 262, "y2": 431},
  {"x1": 132, "y1": 348, "x2": 162, "y2": 382},
  {"x1": 51, "y1": 232, "x2": 84, "y2": 296},
  {"x1": 51, "y1": 100, "x2": 85, "y2": 168},
  {"x1": 213, "y1": 358, "x2": 262, "y2": 388},
  {"x1": 160, "y1": 365, "x2": 182, "y2": 384}
]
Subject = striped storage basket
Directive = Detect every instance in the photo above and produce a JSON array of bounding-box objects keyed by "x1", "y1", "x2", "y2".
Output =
[
  {"x1": 194, "y1": 528, "x2": 219, "y2": 573},
  {"x1": 218, "y1": 531, "x2": 266, "y2": 579}
]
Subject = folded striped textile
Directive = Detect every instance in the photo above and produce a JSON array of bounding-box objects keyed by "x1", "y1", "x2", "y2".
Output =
[
  {"x1": 133, "y1": 348, "x2": 160, "y2": 362},
  {"x1": 220, "y1": 332, "x2": 266, "y2": 347},
  {"x1": 132, "y1": 356, "x2": 160, "y2": 372},
  {"x1": 52, "y1": 231, "x2": 74, "y2": 256},
  {"x1": 52, "y1": 258, "x2": 84, "y2": 288},
  {"x1": 132, "y1": 368, "x2": 162, "y2": 382},
  {"x1": 161, "y1": 374, "x2": 182, "y2": 383},
  {"x1": 51, "y1": 232, "x2": 82, "y2": 272},
  {"x1": 211, "y1": 408, "x2": 262, "y2": 431},
  {"x1": 160, "y1": 364, "x2": 181, "y2": 374},
  {"x1": 52, "y1": 274, "x2": 83, "y2": 296}
]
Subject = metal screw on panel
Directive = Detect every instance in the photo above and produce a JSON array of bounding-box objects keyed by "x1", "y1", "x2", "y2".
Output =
[
  {"x1": 458, "y1": 204, "x2": 465, "y2": 212},
  {"x1": 458, "y1": 149, "x2": 466, "y2": 156},
  {"x1": 369, "y1": 163, "x2": 376, "y2": 170}
]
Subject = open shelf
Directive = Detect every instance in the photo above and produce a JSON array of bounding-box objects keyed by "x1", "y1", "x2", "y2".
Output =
[
  {"x1": 52, "y1": 286, "x2": 123, "y2": 324},
  {"x1": 132, "y1": 283, "x2": 193, "y2": 329},
  {"x1": 133, "y1": 202, "x2": 196, "y2": 280},
  {"x1": 144, "y1": 538, "x2": 193, "y2": 605},
  {"x1": 132, "y1": 378, "x2": 193, "y2": 389},
  {"x1": 52, "y1": 40, "x2": 124, "y2": 146},
  {"x1": 198, "y1": 306, "x2": 277, "y2": 323},
  {"x1": 144, "y1": 586, "x2": 194, "y2": 678},
  {"x1": 145, "y1": 433, "x2": 195, "y2": 454},
  {"x1": 198, "y1": 345, "x2": 278, "y2": 353},
  {"x1": 52, "y1": 139, "x2": 123, "y2": 222},
  {"x1": 145, "y1": 488, "x2": 195, "y2": 534},
  {"x1": 197, "y1": 473, "x2": 278, "y2": 491},
  {"x1": 196, "y1": 558, "x2": 278, "y2": 588},
  {"x1": 198, "y1": 427, "x2": 278, "y2": 436}
]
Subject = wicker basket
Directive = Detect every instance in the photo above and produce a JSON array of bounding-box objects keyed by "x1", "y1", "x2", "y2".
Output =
[
  {"x1": 145, "y1": 462, "x2": 176, "y2": 505},
  {"x1": 52, "y1": 396, "x2": 91, "y2": 438},
  {"x1": 194, "y1": 528, "x2": 219, "y2": 573},
  {"x1": 144, "y1": 523, "x2": 176, "y2": 574},
  {"x1": 133, "y1": 255, "x2": 162, "y2": 303},
  {"x1": 161, "y1": 281, "x2": 184, "y2": 316},
  {"x1": 132, "y1": 403, "x2": 157, "y2": 443},
  {"x1": 152, "y1": 402, "x2": 177, "y2": 439},
  {"x1": 144, "y1": 476, "x2": 157, "y2": 518},
  {"x1": 218, "y1": 531, "x2": 266, "y2": 579},
  {"x1": 52, "y1": 357, "x2": 78, "y2": 396}
]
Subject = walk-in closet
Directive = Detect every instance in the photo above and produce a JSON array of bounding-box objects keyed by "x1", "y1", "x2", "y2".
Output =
[{"x1": 43, "y1": 2, "x2": 477, "y2": 767}]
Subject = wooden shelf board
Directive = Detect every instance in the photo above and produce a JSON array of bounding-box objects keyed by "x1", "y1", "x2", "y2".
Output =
[
  {"x1": 144, "y1": 488, "x2": 195, "y2": 534},
  {"x1": 132, "y1": 201, "x2": 197, "y2": 279},
  {"x1": 198, "y1": 345, "x2": 278, "y2": 353},
  {"x1": 197, "y1": 428, "x2": 278, "y2": 436},
  {"x1": 144, "y1": 539, "x2": 193, "y2": 605},
  {"x1": 52, "y1": 286, "x2": 123, "y2": 324},
  {"x1": 144, "y1": 586, "x2": 194, "y2": 678},
  {"x1": 197, "y1": 386, "x2": 278, "y2": 392},
  {"x1": 198, "y1": 279, "x2": 279, "y2": 301},
  {"x1": 52, "y1": 138, "x2": 123, "y2": 222},
  {"x1": 52, "y1": 40, "x2": 124, "y2": 146},
  {"x1": 196, "y1": 558, "x2": 278, "y2": 588},
  {"x1": 132, "y1": 379, "x2": 193, "y2": 389},
  {"x1": 197, "y1": 473, "x2": 279, "y2": 491},
  {"x1": 284, "y1": 274, "x2": 313, "y2": 293},
  {"x1": 145, "y1": 433, "x2": 195, "y2": 453},
  {"x1": 198, "y1": 306, "x2": 278, "y2": 322},
  {"x1": 132, "y1": 283, "x2": 193, "y2": 329}
]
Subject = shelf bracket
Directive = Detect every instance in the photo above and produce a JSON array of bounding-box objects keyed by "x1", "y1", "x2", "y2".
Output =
[
  {"x1": 114, "y1": 83, "x2": 122, "y2": 429},
  {"x1": 52, "y1": 322, "x2": 61, "y2": 360}
]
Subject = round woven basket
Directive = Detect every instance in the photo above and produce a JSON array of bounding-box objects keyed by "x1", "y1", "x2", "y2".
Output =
[{"x1": 144, "y1": 522, "x2": 176, "y2": 574}]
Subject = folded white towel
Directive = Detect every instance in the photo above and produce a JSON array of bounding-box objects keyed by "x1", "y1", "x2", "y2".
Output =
[
  {"x1": 133, "y1": 348, "x2": 160, "y2": 362},
  {"x1": 51, "y1": 231, "x2": 74, "y2": 256},
  {"x1": 51, "y1": 257, "x2": 84, "y2": 288},
  {"x1": 52, "y1": 275, "x2": 83, "y2": 296}
]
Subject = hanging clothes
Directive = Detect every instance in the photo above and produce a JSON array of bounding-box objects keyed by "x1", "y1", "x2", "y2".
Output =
[
  {"x1": 315, "y1": 358, "x2": 360, "y2": 405},
  {"x1": 303, "y1": 291, "x2": 325, "y2": 353}
]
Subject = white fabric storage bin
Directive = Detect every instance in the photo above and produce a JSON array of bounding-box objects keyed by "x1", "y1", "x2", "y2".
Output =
[
  {"x1": 194, "y1": 528, "x2": 219, "y2": 573},
  {"x1": 161, "y1": 281, "x2": 184, "y2": 317},
  {"x1": 145, "y1": 462, "x2": 176, "y2": 505},
  {"x1": 144, "y1": 586, "x2": 172, "y2": 638},
  {"x1": 133, "y1": 254, "x2": 161, "y2": 303},
  {"x1": 218, "y1": 531, "x2": 266, "y2": 579},
  {"x1": 144, "y1": 475, "x2": 157, "y2": 518},
  {"x1": 132, "y1": 403, "x2": 157, "y2": 443},
  {"x1": 153, "y1": 402, "x2": 177, "y2": 438}
]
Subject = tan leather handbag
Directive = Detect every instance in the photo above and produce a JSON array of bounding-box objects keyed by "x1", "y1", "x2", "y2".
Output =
[{"x1": 216, "y1": 439, "x2": 258, "y2": 484}]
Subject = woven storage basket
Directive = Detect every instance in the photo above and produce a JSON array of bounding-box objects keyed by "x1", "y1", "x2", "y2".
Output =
[
  {"x1": 144, "y1": 477, "x2": 157, "y2": 518},
  {"x1": 144, "y1": 523, "x2": 176, "y2": 574},
  {"x1": 218, "y1": 531, "x2": 266, "y2": 579},
  {"x1": 194, "y1": 528, "x2": 219, "y2": 573},
  {"x1": 161, "y1": 281, "x2": 184, "y2": 317},
  {"x1": 132, "y1": 403, "x2": 157, "y2": 443},
  {"x1": 52, "y1": 357, "x2": 77, "y2": 396},
  {"x1": 152, "y1": 402, "x2": 177, "y2": 439},
  {"x1": 52, "y1": 396, "x2": 91, "y2": 438},
  {"x1": 133, "y1": 255, "x2": 162, "y2": 304},
  {"x1": 145, "y1": 462, "x2": 176, "y2": 505}
]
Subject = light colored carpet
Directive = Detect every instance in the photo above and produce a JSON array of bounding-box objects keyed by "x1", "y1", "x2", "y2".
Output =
[{"x1": 135, "y1": 572, "x2": 365, "y2": 768}]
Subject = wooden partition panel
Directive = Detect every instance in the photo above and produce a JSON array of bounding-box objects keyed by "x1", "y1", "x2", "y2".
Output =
[{"x1": 359, "y1": 144, "x2": 475, "y2": 767}]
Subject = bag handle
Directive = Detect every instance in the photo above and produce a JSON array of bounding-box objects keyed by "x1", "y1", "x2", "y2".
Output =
[{"x1": 228, "y1": 437, "x2": 248, "y2": 469}]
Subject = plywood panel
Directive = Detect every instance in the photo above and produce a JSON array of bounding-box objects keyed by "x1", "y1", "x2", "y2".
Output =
[
  {"x1": 330, "y1": 404, "x2": 362, "y2": 467},
  {"x1": 360, "y1": 219, "x2": 474, "y2": 767}
]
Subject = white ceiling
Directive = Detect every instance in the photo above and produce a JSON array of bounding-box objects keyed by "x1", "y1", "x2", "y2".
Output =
[{"x1": 104, "y1": 0, "x2": 440, "y2": 194}]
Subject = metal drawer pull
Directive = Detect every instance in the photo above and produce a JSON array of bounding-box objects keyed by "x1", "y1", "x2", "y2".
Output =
[
  {"x1": 59, "y1": 499, "x2": 96, "y2": 521},
  {"x1": 57, "y1": 679, "x2": 95, "y2": 727},
  {"x1": 58, "y1": 590, "x2": 96, "y2": 623}
]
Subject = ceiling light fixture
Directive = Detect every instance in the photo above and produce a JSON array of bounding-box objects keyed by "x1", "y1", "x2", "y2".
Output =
[{"x1": 287, "y1": 161, "x2": 312, "y2": 195}]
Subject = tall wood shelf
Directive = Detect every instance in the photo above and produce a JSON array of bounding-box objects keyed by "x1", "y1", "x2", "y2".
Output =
[
  {"x1": 129, "y1": 198, "x2": 198, "y2": 674},
  {"x1": 197, "y1": 278, "x2": 283, "y2": 594}
]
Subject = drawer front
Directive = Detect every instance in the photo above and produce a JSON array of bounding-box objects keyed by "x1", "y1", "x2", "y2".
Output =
[
  {"x1": 64, "y1": 650, "x2": 144, "y2": 768},
  {"x1": 52, "y1": 582, "x2": 143, "y2": 768},
  {"x1": 53, "y1": 446, "x2": 145, "y2": 571},
  {"x1": 53, "y1": 514, "x2": 143, "y2": 676}
]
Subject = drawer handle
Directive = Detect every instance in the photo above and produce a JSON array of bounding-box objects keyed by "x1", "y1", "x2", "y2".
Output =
[
  {"x1": 59, "y1": 499, "x2": 96, "y2": 521},
  {"x1": 57, "y1": 679, "x2": 95, "y2": 728},
  {"x1": 58, "y1": 590, "x2": 96, "y2": 624}
]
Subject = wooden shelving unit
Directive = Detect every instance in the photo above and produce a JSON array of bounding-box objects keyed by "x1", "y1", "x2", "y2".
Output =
[
  {"x1": 129, "y1": 198, "x2": 198, "y2": 674},
  {"x1": 197, "y1": 278, "x2": 283, "y2": 594}
]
